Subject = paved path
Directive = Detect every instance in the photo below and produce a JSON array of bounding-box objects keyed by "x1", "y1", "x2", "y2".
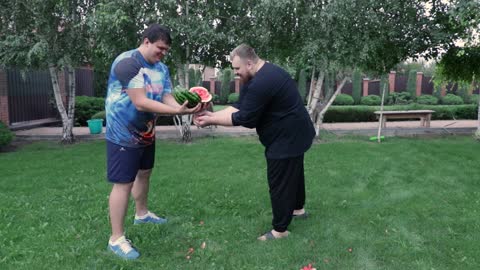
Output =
[{"x1": 13, "y1": 120, "x2": 478, "y2": 140}]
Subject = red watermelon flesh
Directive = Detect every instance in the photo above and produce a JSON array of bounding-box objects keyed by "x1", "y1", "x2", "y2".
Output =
[{"x1": 189, "y1": 86, "x2": 212, "y2": 103}]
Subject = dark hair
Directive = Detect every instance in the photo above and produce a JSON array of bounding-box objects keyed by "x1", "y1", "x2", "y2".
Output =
[{"x1": 142, "y1": 24, "x2": 172, "y2": 45}]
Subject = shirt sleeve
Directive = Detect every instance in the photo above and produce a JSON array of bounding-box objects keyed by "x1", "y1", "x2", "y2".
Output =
[
  {"x1": 231, "y1": 80, "x2": 272, "y2": 128},
  {"x1": 114, "y1": 57, "x2": 144, "y2": 89}
]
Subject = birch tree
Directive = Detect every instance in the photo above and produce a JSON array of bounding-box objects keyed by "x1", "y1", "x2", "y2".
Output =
[{"x1": 0, "y1": 0, "x2": 95, "y2": 144}]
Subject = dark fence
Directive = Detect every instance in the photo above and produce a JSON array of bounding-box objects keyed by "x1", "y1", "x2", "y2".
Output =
[
  {"x1": 368, "y1": 80, "x2": 380, "y2": 96},
  {"x1": 4, "y1": 67, "x2": 94, "y2": 125},
  {"x1": 7, "y1": 69, "x2": 58, "y2": 124},
  {"x1": 422, "y1": 76, "x2": 435, "y2": 95},
  {"x1": 76, "y1": 68, "x2": 94, "y2": 96},
  {"x1": 395, "y1": 75, "x2": 407, "y2": 92},
  {"x1": 341, "y1": 82, "x2": 353, "y2": 95}
]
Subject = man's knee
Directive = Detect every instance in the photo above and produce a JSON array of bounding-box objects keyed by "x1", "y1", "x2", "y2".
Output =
[{"x1": 136, "y1": 169, "x2": 152, "y2": 180}]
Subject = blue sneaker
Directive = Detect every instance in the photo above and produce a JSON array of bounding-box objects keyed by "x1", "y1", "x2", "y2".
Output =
[
  {"x1": 107, "y1": 236, "x2": 140, "y2": 260},
  {"x1": 134, "y1": 211, "x2": 167, "y2": 225}
]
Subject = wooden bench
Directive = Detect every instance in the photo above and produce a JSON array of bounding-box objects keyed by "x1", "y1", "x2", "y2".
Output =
[{"x1": 374, "y1": 110, "x2": 435, "y2": 128}]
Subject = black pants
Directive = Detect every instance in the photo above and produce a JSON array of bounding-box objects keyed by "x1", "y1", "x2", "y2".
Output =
[{"x1": 266, "y1": 154, "x2": 305, "y2": 232}]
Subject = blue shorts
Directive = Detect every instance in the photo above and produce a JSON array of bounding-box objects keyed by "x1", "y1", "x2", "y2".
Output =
[{"x1": 106, "y1": 140, "x2": 155, "y2": 183}]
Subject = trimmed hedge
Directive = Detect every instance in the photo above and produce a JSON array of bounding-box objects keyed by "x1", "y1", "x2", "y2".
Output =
[
  {"x1": 323, "y1": 104, "x2": 478, "y2": 123},
  {"x1": 227, "y1": 93, "x2": 239, "y2": 104},
  {"x1": 360, "y1": 95, "x2": 381, "y2": 105},
  {"x1": 333, "y1": 94, "x2": 354, "y2": 105},
  {"x1": 441, "y1": 94, "x2": 464, "y2": 105},
  {"x1": 75, "y1": 96, "x2": 105, "y2": 126},
  {"x1": 0, "y1": 121, "x2": 14, "y2": 149},
  {"x1": 468, "y1": 94, "x2": 479, "y2": 105},
  {"x1": 416, "y1": 95, "x2": 438, "y2": 105}
]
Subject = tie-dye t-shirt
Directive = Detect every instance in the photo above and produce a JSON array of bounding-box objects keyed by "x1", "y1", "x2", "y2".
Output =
[{"x1": 105, "y1": 49, "x2": 172, "y2": 147}]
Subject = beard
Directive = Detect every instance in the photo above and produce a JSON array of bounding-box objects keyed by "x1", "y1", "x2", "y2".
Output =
[{"x1": 239, "y1": 73, "x2": 253, "y2": 84}]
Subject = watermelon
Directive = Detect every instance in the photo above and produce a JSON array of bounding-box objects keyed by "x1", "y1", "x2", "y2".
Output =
[
  {"x1": 189, "y1": 86, "x2": 212, "y2": 103},
  {"x1": 173, "y1": 90, "x2": 201, "y2": 108}
]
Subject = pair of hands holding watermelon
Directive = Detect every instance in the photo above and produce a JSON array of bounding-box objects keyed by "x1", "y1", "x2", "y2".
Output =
[
  {"x1": 173, "y1": 87, "x2": 214, "y2": 126},
  {"x1": 173, "y1": 86, "x2": 212, "y2": 108}
]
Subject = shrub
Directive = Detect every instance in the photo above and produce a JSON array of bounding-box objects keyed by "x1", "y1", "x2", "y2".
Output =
[
  {"x1": 406, "y1": 70, "x2": 417, "y2": 96},
  {"x1": 323, "y1": 106, "x2": 378, "y2": 122},
  {"x1": 416, "y1": 95, "x2": 438, "y2": 105},
  {"x1": 467, "y1": 94, "x2": 479, "y2": 105},
  {"x1": 212, "y1": 94, "x2": 220, "y2": 103},
  {"x1": 352, "y1": 69, "x2": 362, "y2": 104},
  {"x1": 360, "y1": 95, "x2": 381, "y2": 105},
  {"x1": 227, "y1": 93, "x2": 239, "y2": 104},
  {"x1": 387, "y1": 92, "x2": 414, "y2": 105},
  {"x1": 75, "y1": 96, "x2": 105, "y2": 126},
  {"x1": 442, "y1": 94, "x2": 464, "y2": 105},
  {"x1": 323, "y1": 104, "x2": 477, "y2": 123},
  {"x1": 91, "y1": 111, "x2": 106, "y2": 126},
  {"x1": 0, "y1": 121, "x2": 14, "y2": 149},
  {"x1": 333, "y1": 94, "x2": 354, "y2": 105},
  {"x1": 219, "y1": 68, "x2": 233, "y2": 104}
]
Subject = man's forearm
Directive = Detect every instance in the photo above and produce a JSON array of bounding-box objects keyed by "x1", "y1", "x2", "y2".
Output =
[
  {"x1": 210, "y1": 106, "x2": 239, "y2": 126},
  {"x1": 136, "y1": 98, "x2": 181, "y2": 115}
]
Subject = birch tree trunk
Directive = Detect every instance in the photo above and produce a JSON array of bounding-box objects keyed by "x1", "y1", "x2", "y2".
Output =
[
  {"x1": 376, "y1": 81, "x2": 388, "y2": 143},
  {"x1": 476, "y1": 93, "x2": 480, "y2": 139},
  {"x1": 306, "y1": 67, "x2": 315, "y2": 107},
  {"x1": 176, "y1": 63, "x2": 185, "y2": 87},
  {"x1": 308, "y1": 71, "x2": 325, "y2": 119},
  {"x1": 173, "y1": 1, "x2": 193, "y2": 143},
  {"x1": 49, "y1": 65, "x2": 75, "y2": 143},
  {"x1": 314, "y1": 77, "x2": 348, "y2": 135}
]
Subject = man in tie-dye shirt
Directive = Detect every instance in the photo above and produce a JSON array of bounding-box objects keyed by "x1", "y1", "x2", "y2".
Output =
[{"x1": 105, "y1": 24, "x2": 201, "y2": 260}]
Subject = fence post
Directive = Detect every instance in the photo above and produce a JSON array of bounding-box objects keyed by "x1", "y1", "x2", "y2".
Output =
[
  {"x1": 0, "y1": 70, "x2": 10, "y2": 125},
  {"x1": 234, "y1": 76, "x2": 240, "y2": 94},
  {"x1": 416, "y1": 72, "x2": 423, "y2": 96},
  {"x1": 388, "y1": 71, "x2": 396, "y2": 93},
  {"x1": 362, "y1": 78, "x2": 370, "y2": 96}
]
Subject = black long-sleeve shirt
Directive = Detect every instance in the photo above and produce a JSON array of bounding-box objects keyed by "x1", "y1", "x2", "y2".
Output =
[{"x1": 231, "y1": 62, "x2": 315, "y2": 159}]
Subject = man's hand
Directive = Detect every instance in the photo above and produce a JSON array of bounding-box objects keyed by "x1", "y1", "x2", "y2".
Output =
[
  {"x1": 193, "y1": 110, "x2": 214, "y2": 127},
  {"x1": 177, "y1": 101, "x2": 202, "y2": 115}
]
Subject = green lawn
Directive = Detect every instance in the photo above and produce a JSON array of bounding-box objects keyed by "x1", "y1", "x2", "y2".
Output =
[{"x1": 0, "y1": 136, "x2": 479, "y2": 269}]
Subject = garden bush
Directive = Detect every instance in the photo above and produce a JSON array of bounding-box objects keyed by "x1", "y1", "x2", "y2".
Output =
[
  {"x1": 387, "y1": 92, "x2": 414, "y2": 105},
  {"x1": 227, "y1": 93, "x2": 239, "y2": 104},
  {"x1": 0, "y1": 121, "x2": 14, "y2": 149},
  {"x1": 212, "y1": 94, "x2": 220, "y2": 103},
  {"x1": 323, "y1": 106, "x2": 378, "y2": 122},
  {"x1": 333, "y1": 94, "x2": 354, "y2": 105},
  {"x1": 360, "y1": 95, "x2": 381, "y2": 106},
  {"x1": 75, "y1": 96, "x2": 105, "y2": 126},
  {"x1": 351, "y1": 69, "x2": 362, "y2": 104},
  {"x1": 323, "y1": 104, "x2": 477, "y2": 122},
  {"x1": 467, "y1": 94, "x2": 479, "y2": 105},
  {"x1": 416, "y1": 95, "x2": 438, "y2": 105},
  {"x1": 91, "y1": 111, "x2": 106, "y2": 126},
  {"x1": 441, "y1": 94, "x2": 464, "y2": 105}
]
